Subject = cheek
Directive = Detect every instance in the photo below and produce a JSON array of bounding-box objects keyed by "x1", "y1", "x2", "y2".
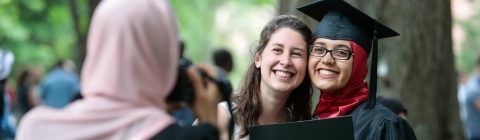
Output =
[
  {"x1": 339, "y1": 61, "x2": 353, "y2": 84},
  {"x1": 293, "y1": 59, "x2": 308, "y2": 76},
  {"x1": 308, "y1": 57, "x2": 319, "y2": 76}
]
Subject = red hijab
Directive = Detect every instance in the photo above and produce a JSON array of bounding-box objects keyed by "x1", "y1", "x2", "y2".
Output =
[{"x1": 313, "y1": 41, "x2": 369, "y2": 119}]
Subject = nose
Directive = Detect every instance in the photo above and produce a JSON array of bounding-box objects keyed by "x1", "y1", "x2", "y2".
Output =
[
  {"x1": 321, "y1": 52, "x2": 335, "y2": 65},
  {"x1": 279, "y1": 54, "x2": 292, "y2": 67}
]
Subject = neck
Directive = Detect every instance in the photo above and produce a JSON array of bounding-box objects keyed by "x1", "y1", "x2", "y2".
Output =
[{"x1": 257, "y1": 82, "x2": 291, "y2": 125}]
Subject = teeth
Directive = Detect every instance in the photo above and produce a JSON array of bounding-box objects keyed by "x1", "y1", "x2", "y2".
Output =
[
  {"x1": 319, "y1": 70, "x2": 338, "y2": 76},
  {"x1": 275, "y1": 71, "x2": 292, "y2": 78}
]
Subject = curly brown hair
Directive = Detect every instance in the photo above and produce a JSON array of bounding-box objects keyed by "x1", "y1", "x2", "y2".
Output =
[{"x1": 232, "y1": 15, "x2": 313, "y2": 138}]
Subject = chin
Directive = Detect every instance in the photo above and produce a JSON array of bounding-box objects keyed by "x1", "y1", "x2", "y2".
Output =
[
  {"x1": 271, "y1": 83, "x2": 296, "y2": 93},
  {"x1": 274, "y1": 86, "x2": 293, "y2": 92},
  {"x1": 315, "y1": 83, "x2": 341, "y2": 92}
]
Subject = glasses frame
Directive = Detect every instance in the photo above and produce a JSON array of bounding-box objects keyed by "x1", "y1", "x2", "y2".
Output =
[{"x1": 308, "y1": 45, "x2": 354, "y2": 60}]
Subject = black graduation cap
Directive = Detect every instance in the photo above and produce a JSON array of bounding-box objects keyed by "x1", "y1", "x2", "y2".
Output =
[{"x1": 297, "y1": 0, "x2": 400, "y2": 109}]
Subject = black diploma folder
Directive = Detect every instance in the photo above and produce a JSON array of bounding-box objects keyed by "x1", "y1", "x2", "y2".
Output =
[{"x1": 248, "y1": 115, "x2": 354, "y2": 140}]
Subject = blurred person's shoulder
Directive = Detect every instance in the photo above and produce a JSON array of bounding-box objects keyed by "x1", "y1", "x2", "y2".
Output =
[
  {"x1": 16, "y1": 106, "x2": 58, "y2": 137},
  {"x1": 465, "y1": 76, "x2": 480, "y2": 91},
  {"x1": 19, "y1": 106, "x2": 57, "y2": 123},
  {"x1": 465, "y1": 77, "x2": 480, "y2": 98}
]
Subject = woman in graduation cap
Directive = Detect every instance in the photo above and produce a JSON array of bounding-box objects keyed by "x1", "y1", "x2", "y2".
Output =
[{"x1": 297, "y1": 0, "x2": 417, "y2": 139}]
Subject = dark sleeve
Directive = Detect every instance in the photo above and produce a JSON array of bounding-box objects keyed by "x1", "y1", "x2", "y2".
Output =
[
  {"x1": 372, "y1": 118, "x2": 417, "y2": 140},
  {"x1": 150, "y1": 123, "x2": 219, "y2": 140}
]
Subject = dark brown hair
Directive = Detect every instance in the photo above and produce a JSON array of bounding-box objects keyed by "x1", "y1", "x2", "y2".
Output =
[{"x1": 232, "y1": 15, "x2": 313, "y2": 138}]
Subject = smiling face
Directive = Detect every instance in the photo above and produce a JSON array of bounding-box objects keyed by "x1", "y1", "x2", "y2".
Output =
[
  {"x1": 309, "y1": 38, "x2": 353, "y2": 92},
  {"x1": 255, "y1": 27, "x2": 308, "y2": 93}
]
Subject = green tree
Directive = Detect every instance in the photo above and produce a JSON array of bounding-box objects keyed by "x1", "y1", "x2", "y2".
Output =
[
  {"x1": 456, "y1": 5, "x2": 480, "y2": 74},
  {"x1": 0, "y1": 0, "x2": 99, "y2": 82}
]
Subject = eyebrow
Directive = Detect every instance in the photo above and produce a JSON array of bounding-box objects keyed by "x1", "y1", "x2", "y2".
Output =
[
  {"x1": 335, "y1": 44, "x2": 350, "y2": 50},
  {"x1": 314, "y1": 42, "x2": 326, "y2": 45},
  {"x1": 314, "y1": 42, "x2": 351, "y2": 50},
  {"x1": 272, "y1": 43, "x2": 284, "y2": 47},
  {"x1": 274, "y1": 43, "x2": 305, "y2": 51},
  {"x1": 293, "y1": 47, "x2": 304, "y2": 51}
]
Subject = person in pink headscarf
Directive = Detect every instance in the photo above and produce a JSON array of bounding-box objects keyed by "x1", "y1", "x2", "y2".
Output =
[{"x1": 15, "y1": 0, "x2": 221, "y2": 139}]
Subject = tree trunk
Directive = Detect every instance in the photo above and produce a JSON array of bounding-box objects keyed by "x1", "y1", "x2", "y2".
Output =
[
  {"x1": 279, "y1": 0, "x2": 463, "y2": 139},
  {"x1": 69, "y1": 0, "x2": 100, "y2": 73}
]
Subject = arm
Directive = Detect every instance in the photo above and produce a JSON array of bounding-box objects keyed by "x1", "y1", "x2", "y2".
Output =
[
  {"x1": 189, "y1": 65, "x2": 220, "y2": 126},
  {"x1": 217, "y1": 106, "x2": 231, "y2": 140},
  {"x1": 193, "y1": 104, "x2": 231, "y2": 140}
]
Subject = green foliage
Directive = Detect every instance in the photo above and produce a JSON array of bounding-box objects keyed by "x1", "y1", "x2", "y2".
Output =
[
  {"x1": 169, "y1": 0, "x2": 220, "y2": 63},
  {"x1": 0, "y1": 0, "x2": 87, "y2": 81},
  {"x1": 456, "y1": 6, "x2": 480, "y2": 74}
]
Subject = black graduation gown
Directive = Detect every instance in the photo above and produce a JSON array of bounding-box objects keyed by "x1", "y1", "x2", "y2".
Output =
[
  {"x1": 150, "y1": 123, "x2": 219, "y2": 140},
  {"x1": 350, "y1": 102, "x2": 417, "y2": 140}
]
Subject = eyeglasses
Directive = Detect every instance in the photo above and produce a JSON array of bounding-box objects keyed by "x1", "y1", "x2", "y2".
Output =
[{"x1": 308, "y1": 45, "x2": 354, "y2": 60}]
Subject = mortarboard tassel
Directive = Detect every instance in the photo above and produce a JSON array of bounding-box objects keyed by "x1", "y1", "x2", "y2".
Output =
[{"x1": 366, "y1": 27, "x2": 378, "y2": 109}]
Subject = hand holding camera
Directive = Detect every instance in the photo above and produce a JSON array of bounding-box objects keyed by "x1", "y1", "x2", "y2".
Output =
[{"x1": 187, "y1": 64, "x2": 222, "y2": 125}]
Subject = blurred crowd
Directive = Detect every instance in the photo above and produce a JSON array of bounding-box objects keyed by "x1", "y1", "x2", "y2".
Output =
[
  {"x1": 0, "y1": 58, "x2": 81, "y2": 139},
  {"x1": 0, "y1": 39, "x2": 236, "y2": 140}
]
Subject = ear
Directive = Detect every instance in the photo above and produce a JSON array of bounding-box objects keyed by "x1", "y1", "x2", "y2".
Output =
[{"x1": 254, "y1": 53, "x2": 261, "y2": 68}]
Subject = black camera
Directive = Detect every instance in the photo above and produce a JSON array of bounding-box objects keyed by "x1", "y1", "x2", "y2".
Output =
[{"x1": 167, "y1": 58, "x2": 233, "y2": 104}]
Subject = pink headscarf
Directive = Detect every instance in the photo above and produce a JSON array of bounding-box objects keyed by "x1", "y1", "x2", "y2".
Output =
[{"x1": 16, "y1": 0, "x2": 179, "y2": 139}]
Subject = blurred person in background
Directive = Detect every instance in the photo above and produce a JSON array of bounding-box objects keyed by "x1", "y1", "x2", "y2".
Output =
[
  {"x1": 212, "y1": 48, "x2": 234, "y2": 103},
  {"x1": 15, "y1": 67, "x2": 42, "y2": 120},
  {"x1": 38, "y1": 59, "x2": 80, "y2": 108},
  {"x1": 212, "y1": 48, "x2": 234, "y2": 77},
  {"x1": 207, "y1": 15, "x2": 313, "y2": 140},
  {"x1": 170, "y1": 39, "x2": 196, "y2": 126},
  {"x1": 16, "y1": 0, "x2": 222, "y2": 139},
  {"x1": 462, "y1": 56, "x2": 480, "y2": 140},
  {"x1": 376, "y1": 96, "x2": 408, "y2": 120},
  {"x1": 457, "y1": 71, "x2": 469, "y2": 137},
  {"x1": 0, "y1": 48, "x2": 16, "y2": 139}
]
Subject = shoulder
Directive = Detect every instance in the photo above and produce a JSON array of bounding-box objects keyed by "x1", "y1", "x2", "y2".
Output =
[
  {"x1": 218, "y1": 101, "x2": 236, "y2": 122},
  {"x1": 20, "y1": 106, "x2": 55, "y2": 123},
  {"x1": 218, "y1": 101, "x2": 236, "y2": 108},
  {"x1": 17, "y1": 106, "x2": 56, "y2": 138},
  {"x1": 351, "y1": 102, "x2": 397, "y2": 122},
  {"x1": 218, "y1": 101, "x2": 236, "y2": 115},
  {"x1": 465, "y1": 77, "x2": 480, "y2": 92},
  {"x1": 151, "y1": 123, "x2": 219, "y2": 140},
  {"x1": 351, "y1": 102, "x2": 416, "y2": 139}
]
